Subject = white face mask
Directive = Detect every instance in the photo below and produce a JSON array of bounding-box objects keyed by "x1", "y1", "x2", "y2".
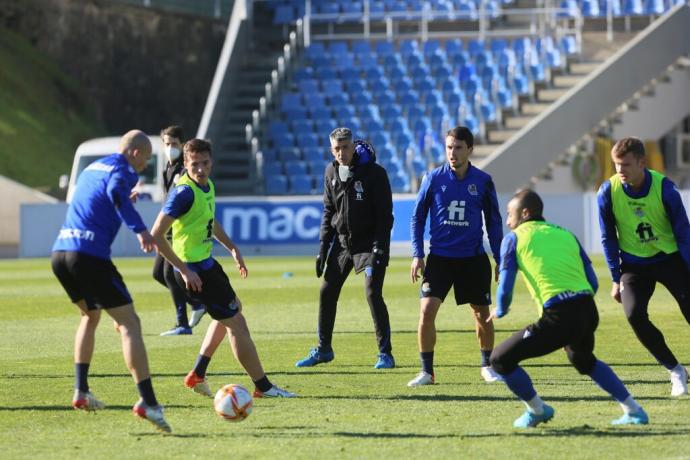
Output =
[
  {"x1": 338, "y1": 165, "x2": 351, "y2": 182},
  {"x1": 165, "y1": 146, "x2": 181, "y2": 163}
]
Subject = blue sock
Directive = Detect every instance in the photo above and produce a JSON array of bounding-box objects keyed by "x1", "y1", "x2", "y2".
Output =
[
  {"x1": 253, "y1": 375, "x2": 272, "y2": 392},
  {"x1": 588, "y1": 359, "x2": 630, "y2": 403},
  {"x1": 136, "y1": 378, "x2": 158, "y2": 407},
  {"x1": 421, "y1": 351, "x2": 434, "y2": 375},
  {"x1": 175, "y1": 301, "x2": 190, "y2": 328},
  {"x1": 503, "y1": 366, "x2": 537, "y2": 401},
  {"x1": 481, "y1": 350, "x2": 492, "y2": 367},
  {"x1": 75, "y1": 363, "x2": 89, "y2": 392},
  {"x1": 193, "y1": 354, "x2": 211, "y2": 378}
]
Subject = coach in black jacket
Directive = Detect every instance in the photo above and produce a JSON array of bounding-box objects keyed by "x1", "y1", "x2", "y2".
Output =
[{"x1": 295, "y1": 127, "x2": 395, "y2": 369}]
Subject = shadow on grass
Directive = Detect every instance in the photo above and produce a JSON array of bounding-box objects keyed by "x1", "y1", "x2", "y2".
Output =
[
  {"x1": 333, "y1": 431, "x2": 458, "y2": 439},
  {"x1": 482, "y1": 425, "x2": 690, "y2": 438},
  {"x1": 0, "y1": 403, "x2": 199, "y2": 412}
]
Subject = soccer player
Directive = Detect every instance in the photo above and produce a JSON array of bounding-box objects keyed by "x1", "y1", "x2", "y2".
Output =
[
  {"x1": 153, "y1": 125, "x2": 207, "y2": 336},
  {"x1": 598, "y1": 137, "x2": 690, "y2": 396},
  {"x1": 151, "y1": 138, "x2": 296, "y2": 398},
  {"x1": 295, "y1": 128, "x2": 395, "y2": 369},
  {"x1": 490, "y1": 189, "x2": 648, "y2": 428},
  {"x1": 51, "y1": 130, "x2": 171, "y2": 433},
  {"x1": 408, "y1": 126, "x2": 503, "y2": 386}
]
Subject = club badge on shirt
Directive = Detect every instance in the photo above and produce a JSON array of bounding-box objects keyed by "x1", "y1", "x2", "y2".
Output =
[
  {"x1": 468, "y1": 184, "x2": 478, "y2": 196},
  {"x1": 355, "y1": 180, "x2": 364, "y2": 201}
]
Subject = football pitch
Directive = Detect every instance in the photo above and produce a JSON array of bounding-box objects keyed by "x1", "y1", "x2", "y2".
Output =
[{"x1": 2, "y1": 255, "x2": 689, "y2": 459}]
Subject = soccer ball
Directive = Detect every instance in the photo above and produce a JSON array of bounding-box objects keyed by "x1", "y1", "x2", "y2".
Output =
[{"x1": 213, "y1": 384, "x2": 253, "y2": 422}]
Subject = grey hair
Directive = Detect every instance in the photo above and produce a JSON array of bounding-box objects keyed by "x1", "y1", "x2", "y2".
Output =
[{"x1": 329, "y1": 127, "x2": 352, "y2": 142}]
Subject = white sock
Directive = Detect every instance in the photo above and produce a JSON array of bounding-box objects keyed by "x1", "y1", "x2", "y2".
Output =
[
  {"x1": 619, "y1": 395, "x2": 642, "y2": 415},
  {"x1": 523, "y1": 395, "x2": 545, "y2": 415}
]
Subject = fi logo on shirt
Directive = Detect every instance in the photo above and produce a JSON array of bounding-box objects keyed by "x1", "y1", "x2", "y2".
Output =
[{"x1": 444, "y1": 200, "x2": 469, "y2": 227}]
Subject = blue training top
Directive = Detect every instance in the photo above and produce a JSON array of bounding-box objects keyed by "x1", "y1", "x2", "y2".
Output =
[
  {"x1": 52, "y1": 153, "x2": 146, "y2": 260},
  {"x1": 410, "y1": 162, "x2": 503, "y2": 262},
  {"x1": 597, "y1": 169, "x2": 690, "y2": 283}
]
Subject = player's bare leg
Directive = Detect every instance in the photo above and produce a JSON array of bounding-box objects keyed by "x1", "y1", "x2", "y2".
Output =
[
  {"x1": 471, "y1": 303, "x2": 502, "y2": 382},
  {"x1": 106, "y1": 303, "x2": 150, "y2": 382},
  {"x1": 72, "y1": 300, "x2": 105, "y2": 411}
]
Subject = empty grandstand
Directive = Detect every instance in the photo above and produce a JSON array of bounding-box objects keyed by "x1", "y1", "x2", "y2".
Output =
[{"x1": 198, "y1": 0, "x2": 690, "y2": 196}]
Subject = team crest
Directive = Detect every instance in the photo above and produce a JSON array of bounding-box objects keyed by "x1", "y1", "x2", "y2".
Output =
[
  {"x1": 468, "y1": 184, "x2": 478, "y2": 196},
  {"x1": 355, "y1": 180, "x2": 364, "y2": 200},
  {"x1": 634, "y1": 207, "x2": 645, "y2": 218}
]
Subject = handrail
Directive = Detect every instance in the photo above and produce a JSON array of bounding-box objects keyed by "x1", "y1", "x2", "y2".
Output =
[{"x1": 197, "y1": 0, "x2": 247, "y2": 139}]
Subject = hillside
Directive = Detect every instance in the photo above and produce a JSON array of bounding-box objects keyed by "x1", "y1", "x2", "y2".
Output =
[{"x1": 0, "y1": 26, "x2": 104, "y2": 193}]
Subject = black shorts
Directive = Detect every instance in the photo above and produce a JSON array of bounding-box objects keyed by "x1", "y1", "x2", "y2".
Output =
[
  {"x1": 51, "y1": 251, "x2": 132, "y2": 310},
  {"x1": 420, "y1": 253, "x2": 492, "y2": 305},
  {"x1": 174, "y1": 259, "x2": 239, "y2": 321}
]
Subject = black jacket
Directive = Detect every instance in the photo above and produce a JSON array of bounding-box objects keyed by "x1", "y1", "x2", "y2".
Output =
[
  {"x1": 319, "y1": 153, "x2": 394, "y2": 272},
  {"x1": 163, "y1": 159, "x2": 185, "y2": 195}
]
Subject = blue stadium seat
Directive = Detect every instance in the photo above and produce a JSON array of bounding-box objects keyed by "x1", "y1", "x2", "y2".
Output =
[
  {"x1": 303, "y1": 93, "x2": 326, "y2": 109},
  {"x1": 293, "y1": 66, "x2": 314, "y2": 82},
  {"x1": 375, "y1": 41, "x2": 396, "y2": 57},
  {"x1": 289, "y1": 174, "x2": 314, "y2": 195},
  {"x1": 623, "y1": 0, "x2": 644, "y2": 15},
  {"x1": 352, "y1": 91, "x2": 374, "y2": 106},
  {"x1": 285, "y1": 161, "x2": 309, "y2": 176},
  {"x1": 297, "y1": 133, "x2": 320, "y2": 149},
  {"x1": 445, "y1": 38, "x2": 464, "y2": 55},
  {"x1": 278, "y1": 147, "x2": 302, "y2": 161},
  {"x1": 304, "y1": 147, "x2": 326, "y2": 162},
  {"x1": 352, "y1": 41, "x2": 372, "y2": 55},
  {"x1": 309, "y1": 160, "x2": 330, "y2": 175},
  {"x1": 263, "y1": 162, "x2": 283, "y2": 176},
  {"x1": 390, "y1": 174, "x2": 411, "y2": 193},
  {"x1": 329, "y1": 93, "x2": 350, "y2": 107},
  {"x1": 304, "y1": 43, "x2": 326, "y2": 60},
  {"x1": 273, "y1": 5, "x2": 295, "y2": 24},
  {"x1": 265, "y1": 174, "x2": 288, "y2": 195},
  {"x1": 316, "y1": 67, "x2": 338, "y2": 80},
  {"x1": 328, "y1": 41, "x2": 349, "y2": 55},
  {"x1": 311, "y1": 107, "x2": 333, "y2": 121},
  {"x1": 315, "y1": 119, "x2": 338, "y2": 135},
  {"x1": 644, "y1": 0, "x2": 664, "y2": 14},
  {"x1": 291, "y1": 119, "x2": 314, "y2": 133}
]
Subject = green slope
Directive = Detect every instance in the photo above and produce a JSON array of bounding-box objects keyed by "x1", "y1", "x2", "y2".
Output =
[{"x1": 0, "y1": 26, "x2": 105, "y2": 193}]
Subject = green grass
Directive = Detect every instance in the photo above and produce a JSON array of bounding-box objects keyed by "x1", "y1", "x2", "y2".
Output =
[
  {"x1": 1, "y1": 255, "x2": 690, "y2": 459},
  {"x1": 0, "y1": 27, "x2": 104, "y2": 191}
]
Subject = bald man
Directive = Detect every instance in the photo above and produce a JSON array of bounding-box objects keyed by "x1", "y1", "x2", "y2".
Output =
[{"x1": 51, "y1": 130, "x2": 171, "y2": 433}]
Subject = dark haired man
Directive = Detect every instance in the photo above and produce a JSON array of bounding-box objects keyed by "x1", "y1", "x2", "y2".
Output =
[
  {"x1": 598, "y1": 136, "x2": 690, "y2": 396},
  {"x1": 151, "y1": 139, "x2": 296, "y2": 398},
  {"x1": 408, "y1": 126, "x2": 503, "y2": 386},
  {"x1": 295, "y1": 127, "x2": 396, "y2": 369},
  {"x1": 155, "y1": 126, "x2": 207, "y2": 336}
]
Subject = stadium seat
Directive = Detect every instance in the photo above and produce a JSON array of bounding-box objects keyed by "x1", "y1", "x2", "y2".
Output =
[
  {"x1": 278, "y1": 147, "x2": 302, "y2": 161},
  {"x1": 273, "y1": 4, "x2": 295, "y2": 24},
  {"x1": 265, "y1": 175, "x2": 288, "y2": 195},
  {"x1": 263, "y1": 162, "x2": 283, "y2": 176},
  {"x1": 285, "y1": 161, "x2": 309, "y2": 176}
]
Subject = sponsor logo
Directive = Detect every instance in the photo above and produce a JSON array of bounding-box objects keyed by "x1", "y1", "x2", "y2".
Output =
[
  {"x1": 441, "y1": 185, "x2": 447, "y2": 193},
  {"x1": 443, "y1": 200, "x2": 470, "y2": 227},
  {"x1": 58, "y1": 228, "x2": 95, "y2": 241},
  {"x1": 421, "y1": 282, "x2": 431, "y2": 293},
  {"x1": 222, "y1": 205, "x2": 321, "y2": 242}
]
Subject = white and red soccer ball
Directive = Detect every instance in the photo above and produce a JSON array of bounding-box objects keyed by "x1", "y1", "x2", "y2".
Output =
[{"x1": 214, "y1": 384, "x2": 253, "y2": 422}]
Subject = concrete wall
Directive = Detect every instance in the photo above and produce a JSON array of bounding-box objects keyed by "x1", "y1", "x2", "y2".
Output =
[
  {"x1": 1, "y1": 175, "x2": 57, "y2": 245},
  {"x1": 0, "y1": 0, "x2": 226, "y2": 134}
]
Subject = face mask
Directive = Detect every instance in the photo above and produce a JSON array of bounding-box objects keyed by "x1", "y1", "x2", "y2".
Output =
[
  {"x1": 338, "y1": 165, "x2": 351, "y2": 182},
  {"x1": 165, "y1": 146, "x2": 181, "y2": 163}
]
